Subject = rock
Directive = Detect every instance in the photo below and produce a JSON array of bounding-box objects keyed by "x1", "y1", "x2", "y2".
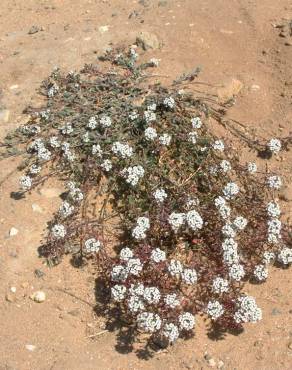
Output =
[
  {"x1": 279, "y1": 184, "x2": 292, "y2": 202},
  {"x1": 32, "y1": 203, "x2": 43, "y2": 213},
  {"x1": 0, "y1": 109, "x2": 10, "y2": 123},
  {"x1": 217, "y1": 79, "x2": 243, "y2": 102},
  {"x1": 39, "y1": 187, "x2": 63, "y2": 198},
  {"x1": 34, "y1": 269, "x2": 45, "y2": 278},
  {"x1": 218, "y1": 360, "x2": 225, "y2": 369},
  {"x1": 208, "y1": 359, "x2": 217, "y2": 368},
  {"x1": 9, "y1": 227, "x2": 19, "y2": 237},
  {"x1": 136, "y1": 31, "x2": 161, "y2": 50},
  {"x1": 98, "y1": 25, "x2": 109, "y2": 33},
  {"x1": 30, "y1": 291, "x2": 46, "y2": 303},
  {"x1": 5, "y1": 293, "x2": 16, "y2": 302},
  {"x1": 28, "y1": 26, "x2": 42, "y2": 35},
  {"x1": 10, "y1": 286, "x2": 17, "y2": 293},
  {"x1": 271, "y1": 307, "x2": 281, "y2": 316},
  {"x1": 25, "y1": 344, "x2": 36, "y2": 351}
]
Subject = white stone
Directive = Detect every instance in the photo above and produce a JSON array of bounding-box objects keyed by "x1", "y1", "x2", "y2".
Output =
[
  {"x1": 9, "y1": 227, "x2": 19, "y2": 236},
  {"x1": 30, "y1": 291, "x2": 46, "y2": 303}
]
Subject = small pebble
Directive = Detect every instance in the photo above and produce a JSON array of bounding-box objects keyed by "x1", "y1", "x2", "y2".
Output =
[
  {"x1": 9, "y1": 227, "x2": 19, "y2": 237},
  {"x1": 10, "y1": 286, "x2": 17, "y2": 293},
  {"x1": 30, "y1": 291, "x2": 46, "y2": 303},
  {"x1": 31, "y1": 204, "x2": 43, "y2": 213},
  {"x1": 25, "y1": 344, "x2": 36, "y2": 351}
]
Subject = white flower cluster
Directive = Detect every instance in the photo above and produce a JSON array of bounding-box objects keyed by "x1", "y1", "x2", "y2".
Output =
[
  {"x1": 247, "y1": 162, "x2": 257, "y2": 174},
  {"x1": 59, "y1": 201, "x2": 74, "y2": 218},
  {"x1": 51, "y1": 224, "x2": 66, "y2": 239},
  {"x1": 100, "y1": 115, "x2": 112, "y2": 128},
  {"x1": 144, "y1": 110, "x2": 156, "y2": 124},
  {"x1": 132, "y1": 216, "x2": 150, "y2": 240},
  {"x1": 163, "y1": 96, "x2": 175, "y2": 109},
  {"x1": 277, "y1": 247, "x2": 292, "y2": 265},
  {"x1": 47, "y1": 84, "x2": 59, "y2": 97},
  {"x1": 214, "y1": 196, "x2": 231, "y2": 220},
  {"x1": 229, "y1": 263, "x2": 245, "y2": 281},
  {"x1": 181, "y1": 268, "x2": 197, "y2": 285},
  {"x1": 164, "y1": 293, "x2": 180, "y2": 308},
  {"x1": 233, "y1": 216, "x2": 248, "y2": 230},
  {"x1": 262, "y1": 251, "x2": 275, "y2": 265},
  {"x1": 92, "y1": 144, "x2": 103, "y2": 157},
  {"x1": 234, "y1": 296, "x2": 262, "y2": 323},
  {"x1": 212, "y1": 277, "x2": 229, "y2": 294},
  {"x1": 153, "y1": 188, "x2": 167, "y2": 203},
  {"x1": 84, "y1": 238, "x2": 102, "y2": 253},
  {"x1": 144, "y1": 127, "x2": 158, "y2": 141},
  {"x1": 68, "y1": 182, "x2": 84, "y2": 202},
  {"x1": 88, "y1": 116, "x2": 97, "y2": 129},
  {"x1": 112, "y1": 142, "x2": 133, "y2": 158},
  {"x1": 220, "y1": 160, "x2": 232, "y2": 173},
  {"x1": 127, "y1": 257, "x2": 143, "y2": 275},
  {"x1": 267, "y1": 175, "x2": 282, "y2": 189},
  {"x1": 188, "y1": 131, "x2": 198, "y2": 144},
  {"x1": 137, "y1": 312, "x2": 162, "y2": 333},
  {"x1": 168, "y1": 212, "x2": 185, "y2": 232},
  {"x1": 61, "y1": 122, "x2": 73, "y2": 135},
  {"x1": 267, "y1": 218, "x2": 282, "y2": 245},
  {"x1": 163, "y1": 323, "x2": 179, "y2": 343},
  {"x1": 222, "y1": 238, "x2": 239, "y2": 266},
  {"x1": 151, "y1": 248, "x2": 166, "y2": 263},
  {"x1": 168, "y1": 259, "x2": 183, "y2": 276},
  {"x1": 122, "y1": 165, "x2": 144, "y2": 186},
  {"x1": 267, "y1": 201, "x2": 281, "y2": 218},
  {"x1": 129, "y1": 110, "x2": 139, "y2": 121},
  {"x1": 149, "y1": 58, "x2": 160, "y2": 67},
  {"x1": 206, "y1": 301, "x2": 224, "y2": 320},
  {"x1": 29, "y1": 164, "x2": 41, "y2": 175},
  {"x1": 101, "y1": 159, "x2": 112, "y2": 172},
  {"x1": 49, "y1": 136, "x2": 61, "y2": 148},
  {"x1": 253, "y1": 264, "x2": 268, "y2": 281},
  {"x1": 62, "y1": 142, "x2": 75, "y2": 162},
  {"x1": 223, "y1": 182, "x2": 239, "y2": 200},
  {"x1": 268, "y1": 138, "x2": 281, "y2": 154},
  {"x1": 111, "y1": 284, "x2": 127, "y2": 302},
  {"x1": 159, "y1": 133, "x2": 172, "y2": 146},
  {"x1": 186, "y1": 210, "x2": 203, "y2": 231},
  {"x1": 143, "y1": 286, "x2": 161, "y2": 304},
  {"x1": 212, "y1": 140, "x2": 225, "y2": 152},
  {"x1": 119, "y1": 247, "x2": 133, "y2": 261},
  {"x1": 19, "y1": 175, "x2": 32, "y2": 190},
  {"x1": 191, "y1": 117, "x2": 202, "y2": 129},
  {"x1": 178, "y1": 312, "x2": 195, "y2": 330}
]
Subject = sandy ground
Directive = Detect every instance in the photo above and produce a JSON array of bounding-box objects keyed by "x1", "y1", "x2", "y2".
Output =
[{"x1": 0, "y1": 1, "x2": 292, "y2": 369}]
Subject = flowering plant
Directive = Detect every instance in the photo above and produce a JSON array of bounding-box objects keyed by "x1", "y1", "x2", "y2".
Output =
[{"x1": 1, "y1": 46, "x2": 291, "y2": 347}]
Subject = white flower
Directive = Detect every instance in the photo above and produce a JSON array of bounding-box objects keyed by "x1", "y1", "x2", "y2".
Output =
[
  {"x1": 159, "y1": 133, "x2": 172, "y2": 146},
  {"x1": 101, "y1": 159, "x2": 112, "y2": 172},
  {"x1": 132, "y1": 225, "x2": 147, "y2": 240},
  {"x1": 164, "y1": 293, "x2": 180, "y2": 308},
  {"x1": 209, "y1": 165, "x2": 218, "y2": 175},
  {"x1": 129, "y1": 283, "x2": 145, "y2": 297},
  {"x1": 278, "y1": 247, "x2": 292, "y2": 265},
  {"x1": 262, "y1": 251, "x2": 275, "y2": 265},
  {"x1": 220, "y1": 160, "x2": 232, "y2": 173},
  {"x1": 178, "y1": 312, "x2": 195, "y2": 331},
  {"x1": 82, "y1": 132, "x2": 90, "y2": 143},
  {"x1": 206, "y1": 301, "x2": 224, "y2": 320},
  {"x1": 267, "y1": 175, "x2": 282, "y2": 189},
  {"x1": 61, "y1": 122, "x2": 73, "y2": 135},
  {"x1": 153, "y1": 188, "x2": 167, "y2": 203},
  {"x1": 212, "y1": 277, "x2": 229, "y2": 294},
  {"x1": 168, "y1": 259, "x2": 183, "y2": 276},
  {"x1": 84, "y1": 238, "x2": 102, "y2": 253},
  {"x1": 163, "y1": 323, "x2": 179, "y2": 343},
  {"x1": 111, "y1": 284, "x2": 127, "y2": 302},
  {"x1": 234, "y1": 296, "x2": 262, "y2": 323},
  {"x1": 168, "y1": 212, "x2": 185, "y2": 232},
  {"x1": 181, "y1": 268, "x2": 197, "y2": 285},
  {"x1": 37, "y1": 146, "x2": 51, "y2": 161},
  {"x1": 119, "y1": 247, "x2": 133, "y2": 261},
  {"x1": 222, "y1": 223, "x2": 236, "y2": 238},
  {"x1": 151, "y1": 248, "x2": 166, "y2": 263},
  {"x1": 100, "y1": 115, "x2": 112, "y2": 128},
  {"x1": 223, "y1": 182, "x2": 239, "y2": 199},
  {"x1": 267, "y1": 201, "x2": 281, "y2": 218},
  {"x1": 137, "y1": 312, "x2": 162, "y2": 333},
  {"x1": 185, "y1": 197, "x2": 200, "y2": 209},
  {"x1": 188, "y1": 131, "x2": 198, "y2": 144},
  {"x1": 69, "y1": 187, "x2": 84, "y2": 202},
  {"x1": 254, "y1": 264, "x2": 268, "y2": 281},
  {"x1": 19, "y1": 175, "x2": 32, "y2": 190},
  {"x1": 229, "y1": 264, "x2": 245, "y2": 281},
  {"x1": 29, "y1": 164, "x2": 41, "y2": 175},
  {"x1": 111, "y1": 265, "x2": 128, "y2": 282},
  {"x1": 92, "y1": 144, "x2": 103, "y2": 157},
  {"x1": 122, "y1": 165, "x2": 145, "y2": 186},
  {"x1": 233, "y1": 216, "x2": 248, "y2": 231},
  {"x1": 137, "y1": 217, "x2": 150, "y2": 230},
  {"x1": 214, "y1": 196, "x2": 226, "y2": 208},
  {"x1": 267, "y1": 233, "x2": 281, "y2": 245},
  {"x1": 267, "y1": 218, "x2": 281, "y2": 235},
  {"x1": 247, "y1": 162, "x2": 257, "y2": 173},
  {"x1": 126, "y1": 258, "x2": 143, "y2": 276},
  {"x1": 191, "y1": 117, "x2": 202, "y2": 129},
  {"x1": 144, "y1": 110, "x2": 156, "y2": 123},
  {"x1": 51, "y1": 224, "x2": 66, "y2": 239},
  {"x1": 143, "y1": 287, "x2": 161, "y2": 304},
  {"x1": 112, "y1": 142, "x2": 133, "y2": 158},
  {"x1": 129, "y1": 46, "x2": 138, "y2": 60},
  {"x1": 49, "y1": 136, "x2": 61, "y2": 148},
  {"x1": 144, "y1": 127, "x2": 157, "y2": 141},
  {"x1": 59, "y1": 201, "x2": 74, "y2": 218},
  {"x1": 163, "y1": 96, "x2": 175, "y2": 109},
  {"x1": 48, "y1": 84, "x2": 59, "y2": 97},
  {"x1": 128, "y1": 295, "x2": 145, "y2": 313},
  {"x1": 268, "y1": 138, "x2": 281, "y2": 154},
  {"x1": 147, "y1": 103, "x2": 157, "y2": 111},
  {"x1": 218, "y1": 204, "x2": 231, "y2": 219},
  {"x1": 88, "y1": 117, "x2": 97, "y2": 129},
  {"x1": 212, "y1": 140, "x2": 225, "y2": 151},
  {"x1": 129, "y1": 110, "x2": 139, "y2": 121}
]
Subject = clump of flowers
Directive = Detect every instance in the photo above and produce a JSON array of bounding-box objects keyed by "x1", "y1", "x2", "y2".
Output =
[{"x1": 1, "y1": 45, "x2": 291, "y2": 349}]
